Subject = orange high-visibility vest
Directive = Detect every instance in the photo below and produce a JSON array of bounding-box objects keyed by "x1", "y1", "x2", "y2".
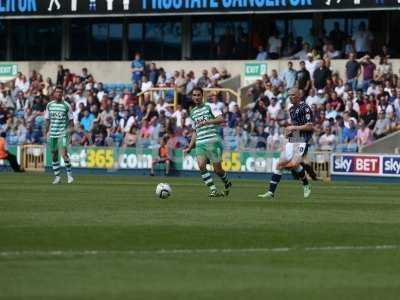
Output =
[{"x1": 0, "y1": 137, "x2": 8, "y2": 159}]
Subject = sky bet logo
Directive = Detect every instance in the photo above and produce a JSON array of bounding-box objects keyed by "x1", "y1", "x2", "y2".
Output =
[
  {"x1": 383, "y1": 157, "x2": 400, "y2": 175},
  {"x1": 333, "y1": 155, "x2": 380, "y2": 174},
  {"x1": 0, "y1": 0, "x2": 37, "y2": 12}
]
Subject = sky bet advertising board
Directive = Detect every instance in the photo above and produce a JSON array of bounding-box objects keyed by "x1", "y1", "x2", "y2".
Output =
[
  {"x1": 331, "y1": 153, "x2": 400, "y2": 178},
  {"x1": 1, "y1": 0, "x2": 400, "y2": 17}
]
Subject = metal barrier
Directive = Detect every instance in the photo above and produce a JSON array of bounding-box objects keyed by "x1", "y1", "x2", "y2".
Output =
[
  {"x1": 308, "y1": 151, "x2": 331, "y2": 182},
  {"x1": 138, "y1": 87, "x2": 242, "y2": 109},
  {"x1": 203, "y1": 88, "x2": 241, "y2": 107},
  {"x1": 21, "y1": 145, "x2": 45, "y2": 172},
  {"x1": 137, "y1": 87, "x2": 178, "y2": 109}
]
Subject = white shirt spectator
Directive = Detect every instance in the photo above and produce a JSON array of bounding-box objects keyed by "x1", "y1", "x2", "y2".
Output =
[
  {"x1": 267, "y1": 101, "x2": 282, "y2": 120},
  {"x1": 156, "y1": 102, "x2": 169, "y2": 114},
  {"x1": 141, "y1": 80, "x2": 153, "y2": 93},
  {"x1": 305, "y1": 59, "x2": 320, "y2": 78},
  {"x1": 352, "y1": 30, "x2": 374, "y2": 53},
  {"x1": 208, "y1": 101, "x2": 224, "y2": 114},
  {"x1": 210, "y1": 72, "x2": 220, "y2": 81},
  {"x1": 172, "y1": 109, "x2": 183, "y2": 127},
  {"x1": 15, "y1": 79, "x2": 30, "y2": 93},
  {"x1": 74, "y1": 94, "x2": 87, "y2": 108},
  {"x1": 334, "y1": 85, "x2": 346, "y2": 97},
  {"x1": 97, "y1": 90, "x2": 106, "y2": 101},
  {"x1": 306, "y1": 94, "x2": 320, "y2": 107},
  {"x1": 319, "y1": 132, "x2": 336, "y2": 151},
  {"x1": 267, "y1": 36, "x2": 282, "y2": 54},
  {"x1": 228, "y1": 100, "x2": 238, "y2": 113}
]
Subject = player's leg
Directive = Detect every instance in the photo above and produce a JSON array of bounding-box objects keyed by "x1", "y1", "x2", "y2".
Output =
[
  {"x1": 211, "y1": 142, "x2": 231, "y2": 196},
  {"x1": 287, "y1": 143, "x2": 311, "y2": 198},
  {"x1": 150, "y1": 158, "x2": 159, "y2": 176},
  {"x1": 196, "y1": 152, "x2": 222, "y2": 198},
  {"x1": 197, "y1": 155, "x2": 216, "y2": 195},
  {"x1": 49, "y1": 138, "x2": 61, "y2": 184},
  {"x1": 258, "y1": 143, "x2": 293, "y2": 199},
  {"x1": 165, "y1": 159, "x2": 171, "y2": 176},
  {"x1": 60, "y1": 137, "x2": 73, "y2": 184}
]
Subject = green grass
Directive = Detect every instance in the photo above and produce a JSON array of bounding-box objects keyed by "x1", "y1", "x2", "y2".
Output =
[{"x1": 0, "y1": 173, "x2": 400, "y2": 299}]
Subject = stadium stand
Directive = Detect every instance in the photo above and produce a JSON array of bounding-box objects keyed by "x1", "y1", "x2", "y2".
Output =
[{"x1": 0, "y1": 51, "x2": 399, "y2": 153}]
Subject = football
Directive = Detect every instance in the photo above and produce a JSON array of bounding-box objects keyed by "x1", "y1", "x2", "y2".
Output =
[{"x1": 155, "y1": 183, "x2": 172, "y2": 199}]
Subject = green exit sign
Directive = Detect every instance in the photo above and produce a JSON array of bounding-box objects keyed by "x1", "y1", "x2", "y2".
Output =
[
  {"x1": 245, "y1": 63, "x2": 267, "y2": 76},
  {"x1": 0, "y1": 64, "x2": 18, "y2": 77}
]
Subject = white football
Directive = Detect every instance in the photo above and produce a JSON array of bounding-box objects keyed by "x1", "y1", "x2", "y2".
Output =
[{"x1": 156, "y1": 183, "x2": 172, "y2": 199}]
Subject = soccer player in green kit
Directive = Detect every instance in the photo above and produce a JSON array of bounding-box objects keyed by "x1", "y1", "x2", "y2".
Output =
[
  {"x1": 45, "y1": 86, "x2": 74, "y2": 184},
  {"x1": 184, "y1": 87, "x2": 232, "y2": 197}
]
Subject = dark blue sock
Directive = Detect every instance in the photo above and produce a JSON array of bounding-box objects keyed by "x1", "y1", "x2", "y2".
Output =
[{"x1": 268, "y1": 173, "x2": 282, "y2": 194}]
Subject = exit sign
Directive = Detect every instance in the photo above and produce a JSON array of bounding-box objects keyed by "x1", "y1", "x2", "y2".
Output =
[{"x1": 0, "y1": 64, "x2": 18, "y2": 77}]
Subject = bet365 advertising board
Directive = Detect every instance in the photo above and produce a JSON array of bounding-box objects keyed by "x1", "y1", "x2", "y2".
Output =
[{"x1": 45, "y1": 146, "x2": 281, "y2": 173}]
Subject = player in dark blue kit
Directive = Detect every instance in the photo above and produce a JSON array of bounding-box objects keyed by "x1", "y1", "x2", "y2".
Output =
[{"x1": 258, "y1": 88, "x2": 314, "y2": 199}]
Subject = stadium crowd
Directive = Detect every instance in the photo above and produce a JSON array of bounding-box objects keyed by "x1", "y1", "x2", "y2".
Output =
[{"x1": 0, "y1": 49, "x2": 399, "y2": 153}]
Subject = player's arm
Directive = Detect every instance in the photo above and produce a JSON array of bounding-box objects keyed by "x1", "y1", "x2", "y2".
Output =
[
  {"x1": 287, "y1": 123, "x2": 314, "y2": 132},
  {"x1": 67, "y1": 103, "x2": 75, "y2": 135},
  {"x1": 44, "y1": 104, "x2": 50, "y2": 136},
  {"x1": 198, "y1": 115, "x2": 224, "y2": 127},
  {"x1": 197, "y1": 106, "x2": 224, "y2": 127},
  {"x1": 183, "y1": 131, "x2": 196, "y2": 155}
]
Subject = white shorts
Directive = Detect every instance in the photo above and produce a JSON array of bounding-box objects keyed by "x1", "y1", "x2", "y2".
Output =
[{"x1": 280, "y1": 142, "x2": 308, "y2": 163}]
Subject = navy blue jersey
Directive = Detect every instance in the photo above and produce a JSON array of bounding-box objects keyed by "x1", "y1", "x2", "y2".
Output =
[{"x1": 289, "y1": 102, "x2": 314, "y2": 143}]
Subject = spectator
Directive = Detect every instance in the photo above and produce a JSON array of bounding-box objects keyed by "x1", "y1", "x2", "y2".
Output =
[
  {"x1": 150, "y1": 136, "x2": 172, "y2": 176},
  {"x1": 131, "y1": 52, "x2": 145, "y2": 84},
  {"x1": 197, "y1": 70, "x2": 210, "y2": 88},
  {"x1": 80, "y1": 109, "x2": 95, "y2": 132},
  {"x1": 352, "y1": 22, "x2": 374, "y2": 58},
  {"x1": 123, "y1": 125, "x2": 138, "y2": 147},
  {"x1": 220, "y1": 68, "x2": 231, "y2": 80},
  {"x1": 360, "y1": 54, "x2": 376, "y2": 92},
  {"x1": 291, "y1": 42, "x2": 311, "y2": 60},
  {"x1": 319, "y1": 126, "x2": 336, "y2": 151},
  {"x1": 375, "y1": 56, "x2": 392, "y2": 82},
  {"x1": 342, "y1": 118, "x2": 358, "y2": 143},
  {"x1": 255, "y1": 45, "x2": 267, "y2": 60},
  {"x1": 313, "y1": 59, "x2": 332, "y2": 90},
  {"x1": 357, "y1": 119, "x2": 373, "y2": 146},
  {"x1": 267, "y1": 30, "x2": 282, "y2": 59},
  {"x1": 373, "y1": 111, "x2": 390, "y2": 139},
  {"x1": 328, "y1": 22, "x2": 346, "y2": 55},
  {"x1": 141, "y1": 75, "x2": 153, "y2": 93},
  {"x1": 282, "y1": 61, "x2": 297, "y2": 90},
  {"x1": 296, "y1": 60, "x2": 311, "y2": 93},
  {"x1": 345, "y1": 53, "x2": 361, "y2": 91},
  {"x1": 270, "y1": 69, "x2": 283, "y2": 88},
  {"x1": 147, "y1": 63, "x2": 159, "y2": 86},
  {"x1": 305, "y1": 53, "x2": 319, "y2": 79},
  {"x1": 0, "y1": 131, "x2": 22, "y2": 172}
]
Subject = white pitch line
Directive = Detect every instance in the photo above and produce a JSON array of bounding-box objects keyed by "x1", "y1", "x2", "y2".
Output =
[{"x1": 0, "y1": 245, "x2": 399, "y2": 258}]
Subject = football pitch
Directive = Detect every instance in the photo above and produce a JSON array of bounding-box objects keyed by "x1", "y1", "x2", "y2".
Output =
[{"x1": 1, "y1": 173, "x2": 400, "y2": 300}]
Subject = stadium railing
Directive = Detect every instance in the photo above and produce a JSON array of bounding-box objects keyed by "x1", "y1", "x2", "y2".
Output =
[
  {"x1": 137, "y1": 87, "x2": 178, "y2": 109},
  {"x1": 308, "y1": 150, "x2": 331, "y2": 182},
  {"x1": 203, "y1": 88, "x2": 241, "y2": 107},
  {"x1": 137, "y1": 87, "x2": 242, "y2": 109},
  {"x1": 21, "y1": 144, "x2": 45, "y2": 172}
]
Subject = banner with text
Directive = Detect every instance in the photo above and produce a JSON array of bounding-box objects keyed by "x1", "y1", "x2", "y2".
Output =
[
  {"x1": 45, "y1": 146, "x2": 281, "y2": 173},
  {"x1": 1, "y1": 0, "x2": 399, "y2": 17},
  {"x1": 331, "y1": 153, "x2": 400, "y2": 178}
]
